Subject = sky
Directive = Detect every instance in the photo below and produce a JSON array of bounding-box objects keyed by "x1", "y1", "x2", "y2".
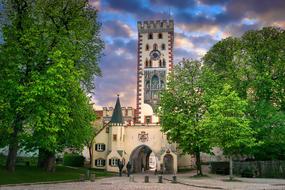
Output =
[
  {"x1": 1, "y1": 1, "x2": 285, "y2": 108},
  {"x1": 89, "y1": 0, "x2": 285, "y2": 109}
]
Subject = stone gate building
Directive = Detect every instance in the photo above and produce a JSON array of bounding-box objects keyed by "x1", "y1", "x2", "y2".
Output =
[{"x1": 92, "y1": 20, "x2": 194, "y2": 173}]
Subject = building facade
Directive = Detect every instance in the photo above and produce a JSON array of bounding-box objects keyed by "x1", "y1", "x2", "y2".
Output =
[{"x1": 92, "y1": 20, "x2": 194, "y2": 173}]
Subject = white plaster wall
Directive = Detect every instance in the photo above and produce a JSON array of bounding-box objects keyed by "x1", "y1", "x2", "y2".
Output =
[{"x1": 92, "y1": 127, "x2": 109, "y2": 169}]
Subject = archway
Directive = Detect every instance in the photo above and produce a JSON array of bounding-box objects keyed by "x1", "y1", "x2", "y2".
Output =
[
  {"x1": 129, "y1": 145, "x2": 156, "y2": 173},
  {"x1": 163, "y1": 154, "x2": 174, "y2": 174}
]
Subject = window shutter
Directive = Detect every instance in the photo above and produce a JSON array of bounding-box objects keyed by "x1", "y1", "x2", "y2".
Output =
[
  {"x1": 95, "y1": 144, "x2": 98, "y2": 151},
  {"x1": 95, "y1": 160, "x2": 97, "y2": 166},
  {"x1": 109, "y1": 159, "x2": 111, "y2": 166},
  {"x1": 102, "y1": 160, "x2": 105, "y2": 166},
  {"x1": 102, "y1": 144, "x2": 105, "y2": 151}
]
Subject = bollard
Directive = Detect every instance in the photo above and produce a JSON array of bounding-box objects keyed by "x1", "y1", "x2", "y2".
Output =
[
  {"x1": 90, "y1": 173, "x2": 96, "y2": 182},
  {"x1": 129, "y1": 175, "x2": 134, "y2": 182},
  {"x1": 144, "y1": 175, "x2": 149, "y2": 183},
  {"x1": 79, "y1": 174, "x2": 85, "y2": 181},
  {"x1": 172, "y1": 175, "x2": 177, "y2": 183},
  {"x1": 158, "y1": 175, "x2": 163, "y2": 183}
]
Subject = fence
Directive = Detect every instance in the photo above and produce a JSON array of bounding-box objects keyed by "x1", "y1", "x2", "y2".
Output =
[{"x1": 233, "y1": 160, "x2": 285, "y2": 178}]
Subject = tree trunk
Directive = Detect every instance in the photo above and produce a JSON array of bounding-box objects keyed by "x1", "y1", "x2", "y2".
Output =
[
  {"x1": 5, "y1": 119, "x2": 21, "y2": 172},
  {"x1": 195, "y1": 150, "x2": 203, "y2": 176},
  {"x1": 229, "y1": 155, "x2": 233, "y2": 180},
  {"x1": 37, "y1": 148, "x2": 46, "y2": 168},
  {"x1": 88, "y1": 145, "x2": 92, "y2": 167},
  {"x1": 37, "y1": 149, "x2": 56, "y2": 172}
]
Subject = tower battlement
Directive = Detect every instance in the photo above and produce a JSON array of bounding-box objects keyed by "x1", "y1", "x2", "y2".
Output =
[{"x1": 137, "y1": 19, "x2": 174, "y2": 33}]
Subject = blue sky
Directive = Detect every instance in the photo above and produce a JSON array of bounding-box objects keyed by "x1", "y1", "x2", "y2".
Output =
[
  {"x1": 2, "y1": 1, "x2": 285, "y2": 108},
  {"x1": 90, "y1": 0, "x2": 285, "y2": 108}
]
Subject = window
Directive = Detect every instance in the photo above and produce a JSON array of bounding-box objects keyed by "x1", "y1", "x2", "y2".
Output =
[
  {"x1": 106, "y1": 127, "x2": 109, "y2": 133},
  {"x1": 163, "y1": 59, "x2": 166, "y2": 67},
  {"x1": 145, "y1": 59, "x2": 149, "y2": 67},
  {"x1": 95, "y1": 143, "x2": 106, "y2": 152},
  {"x1": 158, "y1": 33, "x2": 163, "y2": 39},
  {"x1": 109, "y1": 158, "x2": 119, "y2": 167},
  {"x1": 146, "y1": 44, "x2": 149, "y2": 51},
  {"x1": 153, "y1": 43, "x2": 158, "y2": 50},
  {"x1": 149, "y1": 60, "x2": 152, "y2": 67},
  {"x1": 145, "y1": 116, "x2": 152, "y2": 124},
  {"x1": 159, "y1": 60, "x2": 162, "y2": 67},
  {"x1": 113, "y1": 134, "x2": 117, "y2": 141},
  {"x1": 161, "y1": 43, "x2": 165, "y2": 50},
  {"x1": 148, "y1": 33, "x2": 153, "y2": 39},
  {"x1": 95, "y1": 159, "x2": 105, "y2": 167}
]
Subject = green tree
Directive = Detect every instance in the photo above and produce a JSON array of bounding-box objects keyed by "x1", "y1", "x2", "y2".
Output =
[
  {"x1": 203, "y1": 27, "x2": 285, "y2": 160},
  {"x1": 158, "y1": 59, "x2": 210, "y2": 176},
  {"x1": 0, "y1": 0, "x2": 103, "y2": 171},
  {"x1": 201, "y1": 84, "x2": 255, "y2": 179}
]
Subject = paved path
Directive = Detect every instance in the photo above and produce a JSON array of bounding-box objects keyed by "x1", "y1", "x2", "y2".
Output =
[{"x1": 1, "y1": 173, "x2": 285, "y2": 190}]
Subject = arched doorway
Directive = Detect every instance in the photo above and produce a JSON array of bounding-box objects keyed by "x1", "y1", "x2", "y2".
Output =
[
  {"x1": 129, "y1": 145, "x2": 156, "y2": 173},
  {"x1": 163, "y1": 154, "x2": 174, "y2": 174}
]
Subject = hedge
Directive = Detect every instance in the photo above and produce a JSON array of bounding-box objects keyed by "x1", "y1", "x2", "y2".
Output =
[{"x1": 63, "y1": 154, "x2": 85, "y2": 167}]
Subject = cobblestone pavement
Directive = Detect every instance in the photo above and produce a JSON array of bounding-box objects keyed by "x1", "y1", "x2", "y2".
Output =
[{"x1": 1, "y1": 173, "x2": 285, "y2": 190}]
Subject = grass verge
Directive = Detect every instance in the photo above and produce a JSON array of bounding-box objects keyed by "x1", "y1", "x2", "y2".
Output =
[{"x1": 0, "y1": 165, "x2": 114, "y2": 185}]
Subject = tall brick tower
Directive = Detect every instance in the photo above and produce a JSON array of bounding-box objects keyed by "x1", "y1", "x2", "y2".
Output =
[{"x1": 136, "y1": 20, "x2": 174, "y2": 124}]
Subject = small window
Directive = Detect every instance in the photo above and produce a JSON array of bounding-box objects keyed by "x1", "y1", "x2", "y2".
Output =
[
  {"x1": 149, "y1": 60, "x2": 152, "y2": 67},
  {"x1": 95, "y1": 159, "x2": 105, "y2": 167},
  {"x1": 106, "y1": 127, "x2": 109, "y2": 133},
  {"x1": 158, "y1": 33, "x2": 163, "y2": 39},
  {"x1": 148, "y1": 33, "x2": 153, "y2": 39},
  {"x1": 161, "y1": 43, "x2": 165, "y2": 50},
  {"x1": 145, "y1": 59, "x2": 149, "y2": 67},
  {"x1": 159, "y1": 60, "x2": 162, "y2": 67},
  {"x1": 113, "y1": 134, "x2": 117, "y2": 141},
  {"x1": 153, "y1": 43, "x2": 157, "y2": 50},
  {"x1": 145, "y1": 116, "x2": 151, "y2": 124},
  {"x1": 163, "y1": 59, "x2": 166, "y2": 67},
  {"x1": 146, "y1": 44, "x2": 149, "y2": 51},
  {"x1": 109, "y1": 158, "x2": 119, "y2": 167},
  {"x1": 95, "y1": 143, "x2": 106, "y2": 152}
]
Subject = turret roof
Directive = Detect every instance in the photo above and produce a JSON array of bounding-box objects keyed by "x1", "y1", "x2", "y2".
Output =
[{"x1": 110, "y1": 95, "x2": 124, "y2": 125}]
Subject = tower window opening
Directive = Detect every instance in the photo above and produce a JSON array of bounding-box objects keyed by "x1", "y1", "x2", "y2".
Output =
[
  {"x1": 163, "y1": 59, "x2": 166, "y2": 67},
  {"x1": 161, "y1": 43, "x2": 165, "y2": 50},
  {"x1": 146, "y1": 44, "x2": 149, "y2": 51},
  {"x1": 149, "y1": 60, "x2": 152, "y2": 67},
  {"x1": 158, "y1": 33, "x2": 163, "y2": 39},
  {"x1": 159, "y1": 60, "x2": 162, "y2": 67},
  {"x1": 153, "y1": 43, "x2": 158, "y2": 50},
  {"x1": 148, "y1": 33, "x2": 153, "y2": 39},
  {"x1": 145, "y1": 59, "x2": 149, "y2": 67}
]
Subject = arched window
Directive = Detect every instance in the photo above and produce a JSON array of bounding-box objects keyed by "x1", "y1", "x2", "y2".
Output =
[
  {"x1": 151, "y1": 75, "x2": 159, "y2": 89},
  {"x1": 145, "y1": 59, "x2": 148, "y2": 67},
  {"x1": 153, "y1": 43, "x2": 158, "y2": 50},
  {"x1": 146, "y1": 80, "x2": 150, "y2": 89},
  {"x1": 149, "y1": 60, "x2": 152, "y2": 67},
  {"x1": 158, "y1": 33, "x2": 163, "y2": 39},
  {"x1": 146, "y1": 44, "x2": 149, "y2": 51},
  {"x1": 159, "y1": 60, "x2": 162, "y2": 67},
  {"x1": 148, "y1": 33, "x2": 153, "y2": 39},
  {"x1": 163, "y1": 59, "x2": 166, "y2": 67},
  {"x1": 161, "y1": 43, "x2": 166, "y2": 50}
]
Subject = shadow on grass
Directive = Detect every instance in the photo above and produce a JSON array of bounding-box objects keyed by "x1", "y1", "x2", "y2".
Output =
[{"x1": 0, "y1": 165, "x2": 114, "y2": 185}]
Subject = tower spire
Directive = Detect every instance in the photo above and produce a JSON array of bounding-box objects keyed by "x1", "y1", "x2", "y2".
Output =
[{"x1": 110, "y1": 95, "x2": 124, "y2": 125}]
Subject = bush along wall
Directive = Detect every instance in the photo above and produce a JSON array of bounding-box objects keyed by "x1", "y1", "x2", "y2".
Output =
[
  {"x1": 233, "y1": 161, "x2": 285, "y2": 178},
  {"x1": 63, "y1": 154, "x2": 85, "y2": 167}
]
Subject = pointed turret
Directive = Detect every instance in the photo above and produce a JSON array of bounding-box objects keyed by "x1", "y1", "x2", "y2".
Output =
[{"x1": 110, "y1": 95, "x2": 124, "y2": 125}]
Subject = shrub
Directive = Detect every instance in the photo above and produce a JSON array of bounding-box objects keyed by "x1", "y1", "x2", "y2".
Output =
[
  {"x1": 241, "y1": 167, "x2": 254, "y2": 178},
  {"x1": 63, "y1": 153, "x2": 85, "y2": 167}
]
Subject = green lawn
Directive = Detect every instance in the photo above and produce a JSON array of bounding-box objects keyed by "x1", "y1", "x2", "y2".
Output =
[{"x1": 0, "y1": 165, "x2": 114, "y2": 185}]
